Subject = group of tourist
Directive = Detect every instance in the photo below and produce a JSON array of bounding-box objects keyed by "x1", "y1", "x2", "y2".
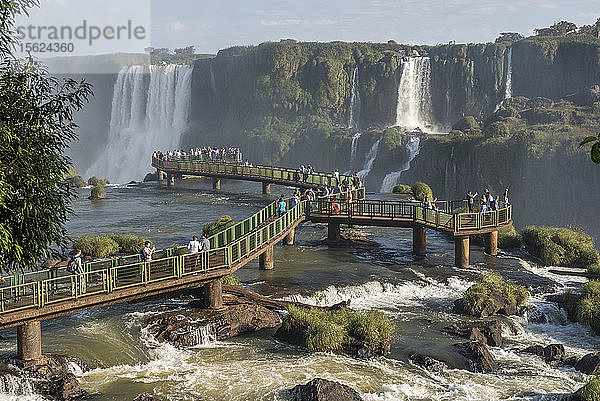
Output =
[
  {"x1": 467, "y1": 188, "x2": 510, "y2": 213},
  {"x1": 153, "y1": 147, "x2": 242, "y2": 163}
]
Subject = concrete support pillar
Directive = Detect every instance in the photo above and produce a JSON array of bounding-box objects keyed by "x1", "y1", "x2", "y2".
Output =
[
  {"x1": 205, "y1": 279, "x2": 223, "y2": 309},
  {"x1": 17, "y1": 321, "x2": 41, "y2": 361},
  {"x1": 167, "y1": 174, "x2": 175, "y2": 186},
  {"x1": 327, "y1": 222, "x2": 340, "y2": 243},
  {"x1": 262, "y1": 182, "x2": 271, "y2": 195},
  {"x1": 485, "y1": 230, "x2": 499, "y2": 256},
  {"x1": 156, "y1": 169, "x2": 164, "y2": 181},
  {"x1": 412, "y1": 226, "x2": 427, "y2": 256},
  {"x1": 284, "y1": 228, "x2": 295, "y2": 246},
  {"x1": 212, "y1": 178, "x2": 221, "y2": 190},
  {"x1": 455, "y1": 236, "x2": 470, "y2": 268},
  {"x1": 259, "y1": 246, "x2": 274, "y2": 270}
]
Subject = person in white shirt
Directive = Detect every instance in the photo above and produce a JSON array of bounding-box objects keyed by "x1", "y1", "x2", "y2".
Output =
[{"x1": 188, "y1": 236, "x2": 201, "y2": 253}]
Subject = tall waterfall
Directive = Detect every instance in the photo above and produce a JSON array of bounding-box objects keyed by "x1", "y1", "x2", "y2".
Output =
[
  {"x1": 357, "y1": 136, "x2": 382, "y2": 181},
  {"x1": 380, "y1": 137, "x2": 421, "y2": 192},
  {"x1": 504, "y1": 47, "x2": 513, "y2": 99},
  {"x1": 395, "y1": 57, "x2": 432, "y2": 131},
  {"x1": 348, "y1": 67, "x2": 361, "y2": 130},
  {"x1": 86, "y1": 64, "x2": 193, "y2": 183}
]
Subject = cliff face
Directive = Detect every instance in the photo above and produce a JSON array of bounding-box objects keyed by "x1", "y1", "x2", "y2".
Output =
[{"x1": 512, "y1": 37, "x2": 600, "y2": 99}]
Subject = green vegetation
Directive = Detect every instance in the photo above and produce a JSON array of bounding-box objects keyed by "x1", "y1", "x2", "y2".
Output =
[
  {"x1": 63, "y1": 166, "x2": 86, "y2": 188},
  {"x1": 203, "y1": 215, "x2": 236, "y2": 237},
  {"x1": 521, "y1": 226, "x2": 599, "y2": 268},
  {"x1": 88, "y1": 176, "x2": 109, "y2": 187},
  {"x1": 89, "y1": 185, "x2": 105, "y2": 200},
  {"x1": 72, "y1": 233, "x2": 148, "y2": 258},
  {"x1": 281, "y1": 305, "x2": 394, "y2": 352},
  {"x1": 450, "y1": 116, "x2": 483, "y2": 137},
  {"x1": 462, "y1": 273, "x2": 529, "y2": 316},
  {"x1": 72, "y1": 235, "x2": 119, "y2": 258},
  {"x1": 580, "y1": 134, "x2": 600, "y2": 164},
  {"x1": 0, "y1": 0, "x2": 93, "y2": 272},
  {"x1": 472, "y1": 226, "x2": 523, "y2": 249},
  {"x1": 222, "y1": 274, "x2": 242, "y2": 286},
  {"x1": 411, "y1": 182, "x2": 433, "y2": 201},
  {"x1": 565, "y1": 281, "x2": 600, "y2": 336},
  {"x1": 577, "y1": 375, "x2": 600, "y2": 401},
  {"x1": 392, "y1": 184, "x2": 412, "y2": 195}
]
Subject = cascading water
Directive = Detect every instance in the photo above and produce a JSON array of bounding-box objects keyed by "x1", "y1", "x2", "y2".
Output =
[
  {"x1": 191, "y1": 324, "x2": 217, "y2": 346},
  {"x1": 349, "y1": 132, "x2": 362, "y2": 166},
  {"x1": 395, "y1": 57, "x2": 432, "y2": 131},
  {"x1": 444, "y1": 146, "x2": 456, "y2": 199},
  {"x1": 494, "y1": 47, "x2": 513, "y2": 111},
  {"x1": 348, "y1": 67, "x2": 362, "y2": 166},
  {"x1": 380, "y1": 137, "x2": 421, "y2": 193},
  {"x1": 357, "y1": 136, "x2": 382, "y2": 181},
  {"x1": 86, "y1": 64, "x2": 193, "y2": 183}
]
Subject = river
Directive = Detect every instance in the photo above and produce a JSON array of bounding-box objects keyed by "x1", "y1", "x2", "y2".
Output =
[{"x1": 0, "y1": 178, "x2": 593, "y2": 400}]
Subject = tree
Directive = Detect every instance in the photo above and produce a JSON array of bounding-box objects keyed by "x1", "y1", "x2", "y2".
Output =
[
  {"x1": 580, "y1": 135, "x2": 600, "y2": 164},
  {"x1": 534, "y1": 21, "x2": 577, "y2": 37},
  {"x1": 495, "y1": 32, "x2": 523, "y2": 44},
  {"x1": 0, "y1": 1, "x2": 93, "y2": 272},
  {"x1": 174, "y1": 45, "x2": 195, "y2": 55}
]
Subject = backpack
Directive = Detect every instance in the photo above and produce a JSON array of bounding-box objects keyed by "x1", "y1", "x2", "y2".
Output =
[{"x1": 140, "y1": 248, "x2": 146, "y2": 261}]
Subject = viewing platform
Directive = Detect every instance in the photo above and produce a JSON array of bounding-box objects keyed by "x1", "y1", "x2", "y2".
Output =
[{"x1": 1, "y1": 155, "x2": 512, "y2": 362}]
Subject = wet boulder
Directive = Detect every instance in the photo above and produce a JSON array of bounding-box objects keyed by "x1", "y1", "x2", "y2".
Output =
[
  {"x1": 575, "y1": 352, "x2": 600, "y2": 374},
  {"x1": 290, "y1": 378, "x2": 363, "y2": 401},
  {"x1": 453, "y1": 341, "x2": 498, "y2": 373},
  {"x1": 409, "y1": 354, "x2": 447, "y2": 373},
  {"x1": 134, "y1": 394, "x2": 161, "y2": 401},
  {"x1": 521, "y1": 344, "x2": 565, "y2": 362},
  {"x1": 442, "y1": 321, "x2": 503, "y2": 347}
]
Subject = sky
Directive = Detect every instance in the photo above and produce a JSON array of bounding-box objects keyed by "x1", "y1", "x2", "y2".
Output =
[{"x1": 14, "y1": 0, "x2": 600, "y2": 56}]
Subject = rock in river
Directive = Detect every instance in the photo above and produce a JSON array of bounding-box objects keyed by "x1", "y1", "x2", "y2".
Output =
[
  {"x1": 442, "y1": 320, "x2": 503, "y2": 347},
  {"x1": 290, "y1": 378, "x2": 363, "y2": 401}
]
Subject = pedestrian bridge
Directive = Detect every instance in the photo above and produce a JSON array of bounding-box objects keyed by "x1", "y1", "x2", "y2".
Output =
[{"x1": 1, "y1": 156, "x2": 512, "y2": 361}]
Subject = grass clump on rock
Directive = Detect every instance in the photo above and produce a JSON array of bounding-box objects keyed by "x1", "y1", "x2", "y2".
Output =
[
  {"x1": 105, "y1": 233, "x2": 148, "y2": 254},
  {"x1": 88, "y1": 176, "x2": 109, "y2": 187},
  {"x1": 460, "y1": 273, "x2": 529, "y2": 317},
  {"x1": 277, "y1": 306, "x2": 394, "y2": 355},
  {"x1": 203, "y1": 215, "x2": 236, "y2": 237},
  {"x1": 73, "y1": 233, "x2": 148, "y2": 258},
  {"x1": 521, "y1": 226, "x2": 600, "y2": 268},
  {"x1": 575, "y1": 375, "x2": 600, "y2": 401},
  {"x1": 411, "y1": 182, "x2": 433, "y2": 201},
  {"x1": 222, "y1": 274, "x2": 242, "y2": 286},
  {"x1": 392, "y1": 184, "x2": 412, "y2": 195},
  {"x1": 565, "y1": 281, "x2": 600, "y2": 336},
  {"x1": 89, "y1": 185, "x2": 105, "y2": 200}
]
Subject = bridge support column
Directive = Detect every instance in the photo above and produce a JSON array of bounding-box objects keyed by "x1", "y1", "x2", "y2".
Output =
[
  {"x1": 284, "y1": 228, "x2": 295, "y2": 246},
  {"x1": 485, "y1": 230, "x2": 498, "y2": 256},
  {"x1": 262, "y1": 182, "x2": 271, "y2": 195},
  {"x1": 327, "y1": 222, "x2": 340, "y2": 243},
  {"x1": 212, "y1": 178, "x2": 221, "y2": 190},
  {"x1": 205, "y1": 279, "x2": 223, "y2": 309},
  {"x1": 412, "y1": 226, "x2": 426, "y2": 256},
  {"x1": 455, "y1": 236, "x2": 470, "y2": 268},
  {"x1": 259, "y1": 246, "x2": 274, "y2": 270},
  {"x1": 167, "y1": 173, "x2": 175, "y2": 186},
  {"x1": 156, "y1": 169, "x2": 164, "y2": 181},
  {"x1": 17, "y1": 321, "x2": 41, "y2": 361}
]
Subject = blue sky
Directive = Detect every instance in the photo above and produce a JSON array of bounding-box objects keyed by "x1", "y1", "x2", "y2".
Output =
[
  {"x1": 150, "y1": 0, "x2": 600, "y2": 53},
  {"x1": 17, "y1": 0, "x2": 600, "y2": 56}
]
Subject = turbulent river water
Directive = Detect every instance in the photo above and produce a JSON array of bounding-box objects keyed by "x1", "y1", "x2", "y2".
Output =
[{"x1": 0, "y1": 178, "x2": 594, "y2": 400}]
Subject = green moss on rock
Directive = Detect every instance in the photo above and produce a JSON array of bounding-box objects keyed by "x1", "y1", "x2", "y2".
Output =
[
  {"x1": 411, "y1": 182, "x2": 433, "y2": 201},
  {"x1": 521, "y1": 226, "x2": 599, "y2": 268},
  {"x1": 460, "y1": 273, "x2": 529, "y2": 317}
]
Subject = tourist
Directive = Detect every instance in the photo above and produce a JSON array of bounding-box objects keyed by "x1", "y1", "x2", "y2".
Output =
[
  {"x1": 291, "y1": 192, "x2": 300, "y2": 208},
  {"x1": 67, "y1": 249, "x2": 86, "y2": 294},
  {"x1": 308, "y1": 164, "x2": 314, "y2": 174},
  {"x1": 278, "y1": 196, "x2": 287, "y2": 217},
  {"x1": 492, "y1": 195, "x2": 499, "y2": 211},
  {"x1": 334, "y1": 169, "x2": 340, "y2": 184},
  {"x1": 479, "y1": 196, "x2": 487, "y2": 213},
  {"x1": 188, "y1": 235, "x2": 201, "y2": 253},
  {"x1": 141, "y1": 241, "x2": 155, "y2": 262},
  {"x1": 467, "y1": 190, "x2": 478, "y2": 212},
  {"x1": 503, "y1": 188, "x2": 510, "y2": 207},
  {"x1": 201, "y1": 234, "x2": 211, "y2": 251}
]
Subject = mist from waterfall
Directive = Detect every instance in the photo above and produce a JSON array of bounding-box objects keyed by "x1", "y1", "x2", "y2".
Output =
[
  {"x1": 380, "y1": 137, "x2": 421, "y2": 192},
  {"x1": 86, "y1": 64, "x2": 193, "y2": 183},
  {"x1": 395, "y1": 57, "x2": 432, "y2": 131}
]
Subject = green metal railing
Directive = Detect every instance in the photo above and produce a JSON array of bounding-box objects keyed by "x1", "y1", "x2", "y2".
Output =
[
  {"x1": 152, "y1": 157, "x2": 355, "y2": 187},
  {"x1": 308, "y1": 198, "x2": 512, "y2": 233}
]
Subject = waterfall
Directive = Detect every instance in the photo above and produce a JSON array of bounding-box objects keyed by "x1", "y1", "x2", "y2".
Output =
[
  {"x1": 349, "y1": 132, "x2": 362, "y2": 165},
  {"x1": 494, "y1": 47, "x2": 513, "y2": 111},
  {"x1": 357, "y1": 136, "x2": 382, "y2": 181},
  {"x1": 348, "y1": 67, "x2": 361, "y2": 130},
  {"x1": 444, "y1": 146, "x2": 456, "y2": 198},
  {"x1": 86, "y1": 64, "x2": 193, "y2": 183},
  {"x1": 395, "y1": 57, "x2": 432, "y2": 131},
  {"x1": 379, "y1": 137, "x2": 421, "y2": 193},
  {"x1": 210, "y1": 64, "x2": 217, "y2": 95},
  {"x1": 504, "y1": 47, "x2": 513, "y2": 99},
  {"x1": 191, "y1": 324, "x2": 217, "y2": 346}
]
